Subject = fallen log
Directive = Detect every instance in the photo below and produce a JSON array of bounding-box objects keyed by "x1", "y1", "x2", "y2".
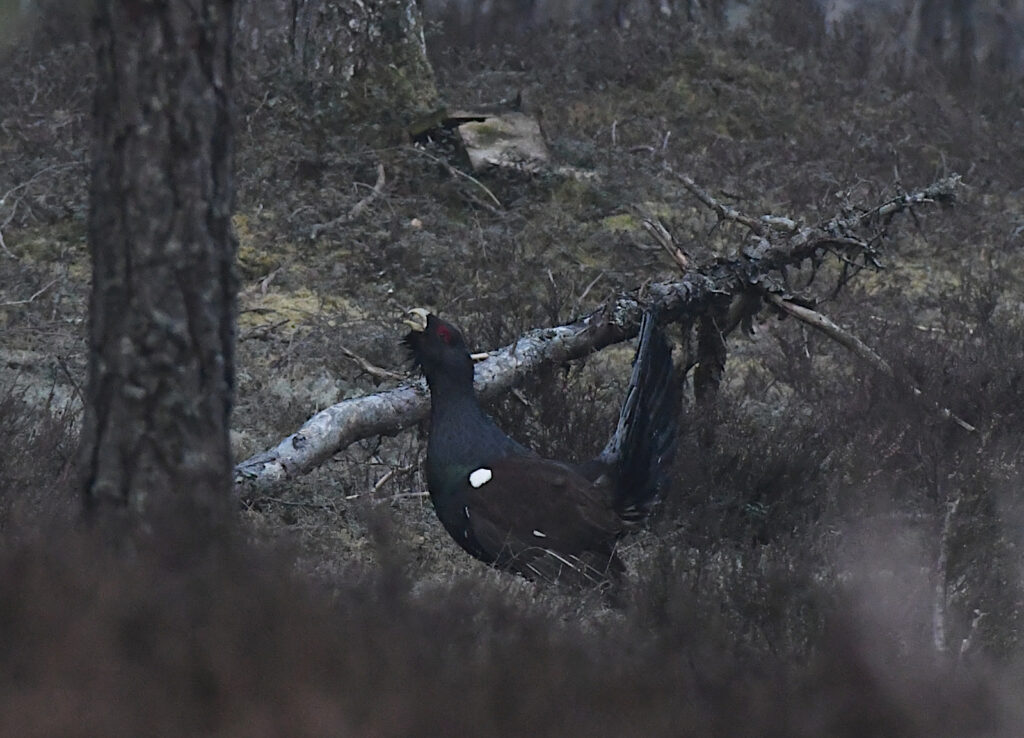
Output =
[{"x1": 234, "y1": 174, "x2": 962, "y2": 496}]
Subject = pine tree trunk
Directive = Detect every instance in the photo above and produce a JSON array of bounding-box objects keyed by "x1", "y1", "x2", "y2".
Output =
[
  {"x1": 81, "y1": 0, "x2": 237, "y2": 543},
  {"x1": 282, "y1": 0, "x2": 440, "y2": 139}
]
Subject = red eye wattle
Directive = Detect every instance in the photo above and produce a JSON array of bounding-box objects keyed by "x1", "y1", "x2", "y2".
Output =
[{"x1": 437, "y1": 324, "x2": 452, "y2": 344}]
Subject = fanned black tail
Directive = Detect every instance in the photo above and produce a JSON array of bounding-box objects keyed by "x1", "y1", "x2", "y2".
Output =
[{"x1": 599, "y1": 308, "x2": 679, "y2": 523}]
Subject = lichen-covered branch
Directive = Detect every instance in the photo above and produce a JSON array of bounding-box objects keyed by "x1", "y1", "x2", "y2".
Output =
[{"x1": 235, "y1": 286, "x2": 692, "y2": 496}]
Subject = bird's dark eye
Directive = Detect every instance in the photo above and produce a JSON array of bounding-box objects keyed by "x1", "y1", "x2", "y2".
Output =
[{"x1": 437, "y1": 324, "x2": 453, "y2": 344}]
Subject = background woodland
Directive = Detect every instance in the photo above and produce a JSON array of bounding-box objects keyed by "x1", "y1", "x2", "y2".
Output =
[{"x1": 1, "y1": 0, "x2": 1023, "y2": 734}]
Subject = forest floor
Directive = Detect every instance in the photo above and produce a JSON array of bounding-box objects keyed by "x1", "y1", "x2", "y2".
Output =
[{"x1": 1, "y1": 8, "x2": 1024, "y2": 736}]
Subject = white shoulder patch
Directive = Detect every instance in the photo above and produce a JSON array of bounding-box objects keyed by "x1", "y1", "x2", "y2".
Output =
[
  {"x1": 468, "y1": 467, "x2": 493, "y2": 488},
  {"x1": 532, "y1": 529, "x2": 547, "y2": 538}
]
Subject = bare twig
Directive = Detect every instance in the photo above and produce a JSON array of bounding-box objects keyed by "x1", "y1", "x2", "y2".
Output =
[
  {"x1": 309, "y1": 163, "x2": 386, "y2": 239},
  {"x1": 760, "y1": 214, "x2": 799, "y2": 231},
  {"x1": 765, "y1": 293, "x2": 976, "y2": 432},
  {"x1": 246, "y1": 496, "x2": 338, "y2": 511},
  {"x1": 0, "y1": 277, "x2": 59, "y2": 308},
  {"x1": 574, "y1": 270, "x2": 605, "y2": 315},
  {"x1": 641, "y1": 216, "x2": 690, "y2": 271},
  {"x1": 409, "y1": 146, "x2": 502, "y2": 208},
  {"x1": 338, "y1": 344, "x2": 405, "y2": 381},
  {"x1": 0, "y1": 229, "x2": 14, "y2": 259},
  {"x1": 509, "y1": 387, "x2": 532, "y2": 407},
  {"x1": 671, "y1": 170, "x2": 772, "y2": 234},
  {"x1": 386, "y1": 491, "x2": 429, "y2": 501},
  {"x1": 0, "y1": 160, "x2": 86, "y2": 232},
  {"x1": 347, "y1": 163, "x2": 386, "y2": 220},
  {"x1": 673, "y1": 168, "x2": 961, "y2": 249},
  {"x1": 371, "y1": 463, "x2": 416, "y2": 494},
  {"x1": 239, "y1": 319, "x2": 290, "y2": 342},
  {"x1": 56, "y1": 355, "x2": 84, "y2": 404},
  {"x1": 372, "y1": 467, "x2": 399, "y2": 493},
  {"x1": 933, "y1": 484, "x2": 959, "y2": 653}
]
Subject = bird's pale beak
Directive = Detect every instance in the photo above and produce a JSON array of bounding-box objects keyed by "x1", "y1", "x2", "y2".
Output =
[{"x1": 403, "y1": 307, "x2": 430, "y2": 332}]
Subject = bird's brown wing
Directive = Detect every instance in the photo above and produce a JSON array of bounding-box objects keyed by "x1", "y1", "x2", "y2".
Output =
[{"x1": 461, "y1": 456, "x2": 626, "y2": 586}]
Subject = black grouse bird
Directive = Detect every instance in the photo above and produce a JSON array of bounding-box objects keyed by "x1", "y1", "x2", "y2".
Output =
[{"x1": 403, "y1": 308, "x2": 679, "y2": 587}]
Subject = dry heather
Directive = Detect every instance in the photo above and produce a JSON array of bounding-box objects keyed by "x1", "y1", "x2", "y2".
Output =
[{"x1": 1, "y1": 4, "x2": 1023, "y2": 735}]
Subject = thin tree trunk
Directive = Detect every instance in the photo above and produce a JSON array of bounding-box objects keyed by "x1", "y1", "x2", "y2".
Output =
[{"x1": 81, "y1": 0, "x2": 237, "y2": 543}]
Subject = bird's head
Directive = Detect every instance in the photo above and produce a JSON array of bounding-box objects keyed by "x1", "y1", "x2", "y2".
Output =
[{"x1": 403, "y1": 308, "x2": 475, "y2": 388}]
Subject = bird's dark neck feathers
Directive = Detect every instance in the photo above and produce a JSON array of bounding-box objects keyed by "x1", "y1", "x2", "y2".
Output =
[
  {"x1": 424, "y1": 365, "x2": 474, "y2": 407},
  {"x1": 425, "y1": 371, "x2": 522, "y2": 470}
]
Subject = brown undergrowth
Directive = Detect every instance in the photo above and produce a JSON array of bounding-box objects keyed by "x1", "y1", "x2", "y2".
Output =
[{"x1": 2, "y1": 3, "x2": 1024, "y2": 734}]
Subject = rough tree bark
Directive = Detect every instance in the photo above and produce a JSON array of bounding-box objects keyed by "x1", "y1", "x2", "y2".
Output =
[
  {"x1": 80, "y1": 0, "x2": 237, "y2": 541},
  {"x1": 280, "y1": 0, "x2": 440, "y2": 140}
]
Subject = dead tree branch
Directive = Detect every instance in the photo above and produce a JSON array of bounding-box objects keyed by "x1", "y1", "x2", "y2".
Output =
[
  {"x1": 765, "y1": 294, "x2": 976, "y2": 432},
  {"x1": 337, "y1": 344, "x2": 405, "y2": 382},
  {"x1": 235, "y1": 174, "x2": 963, "y2": 496},
  {"x1": 667, "y1": 170, "x2": 971, "y2": 433},
  {"x1": 310, "y1": 163, "x2": 386, "y2": 239},
  {"x1": 0, "y1": 277, "x2": 59, "y2": 308},
  {"x1": 672, "y1": 170, "x2": 783, "y2": 235},
  {"x1": 409, "y1": 146, "x2": 503, "y2": 208},
  {"x1": 641, "y1": 214, "x2": 691, "y2": 272}
]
